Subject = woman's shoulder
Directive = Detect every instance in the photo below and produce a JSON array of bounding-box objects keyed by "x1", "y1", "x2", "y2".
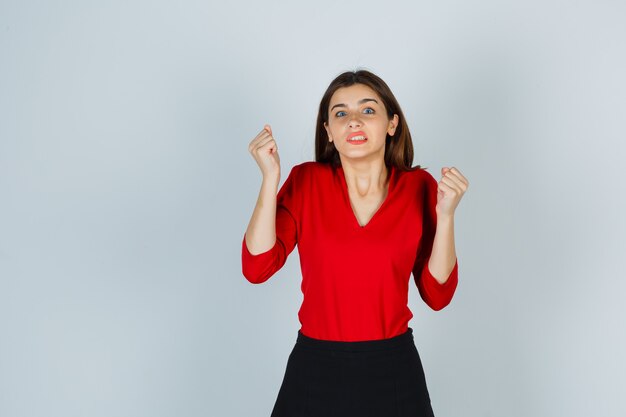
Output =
[
  {"x1": 291, "y1": 161, "x2": 334, "y2": 176},
  {"x1": 395, "y1": 164, "x2": 432, "y2": 181},
  {"x1": 392, "y1": 165, "x2": 437, "y2": 196},
  {"x1": 293, "y1": 160, "x2": 331, "y2": 170},
  {"x1": 412, "y1": 165, "x2": 435, "y2": 181}
]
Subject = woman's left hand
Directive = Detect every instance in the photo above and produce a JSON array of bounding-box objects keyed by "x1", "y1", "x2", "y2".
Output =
[{"x1": 436, "y1": 167, "x2": 469, "y2": 218}]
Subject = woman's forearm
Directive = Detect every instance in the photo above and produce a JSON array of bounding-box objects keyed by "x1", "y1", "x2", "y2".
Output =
[
  {"x1": 244, "y1": 175, "x2": 280, "y2": 255},
  {"x1": 428, "y1": 214, "x2": 457, "y2": 284}
]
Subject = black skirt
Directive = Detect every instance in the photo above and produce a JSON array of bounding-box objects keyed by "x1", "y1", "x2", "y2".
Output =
[{"x1": 270, "y1": 327, "x2": 436, "y2": 417}]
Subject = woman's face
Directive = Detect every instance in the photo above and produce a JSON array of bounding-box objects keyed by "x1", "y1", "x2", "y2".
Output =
[{"x1": 324, "y1": 83, "x2": 398, "y2": 164}]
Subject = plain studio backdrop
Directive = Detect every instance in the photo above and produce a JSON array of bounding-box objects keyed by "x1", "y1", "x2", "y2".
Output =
[{"x1": 1, "y1": 1, "x2": 625, "y2": 416}]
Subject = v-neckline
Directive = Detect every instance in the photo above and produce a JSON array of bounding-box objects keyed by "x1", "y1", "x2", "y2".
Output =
[{"x1": 337, "y1": 164, "x2": 396, "y2": 229}]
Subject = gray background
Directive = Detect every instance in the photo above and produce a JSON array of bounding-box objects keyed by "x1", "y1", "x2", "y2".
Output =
[{"x1": 1, "y1": 0, "x2": 625, "y2": 416}]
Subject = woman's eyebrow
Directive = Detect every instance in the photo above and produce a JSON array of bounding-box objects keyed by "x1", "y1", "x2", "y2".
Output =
[{"x1": 330, "y1": 98, "x2": 378, "y2": 111}]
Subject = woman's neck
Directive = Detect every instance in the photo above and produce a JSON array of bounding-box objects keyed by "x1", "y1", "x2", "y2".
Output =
[{"x1": 340, "y1": 160, "x2": 389, "y2": 197}]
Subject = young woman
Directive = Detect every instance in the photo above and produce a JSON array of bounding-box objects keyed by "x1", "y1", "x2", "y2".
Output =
[{"x1": 242, "y1": 69, "x2": 468, "y2": 417}]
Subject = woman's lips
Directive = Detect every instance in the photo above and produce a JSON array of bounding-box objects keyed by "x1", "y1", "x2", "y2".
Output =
[
  {"x1": 347, "y1": 137, "x2": 367, "y2": 145},
  {"x1": 347, "y1": 131, "x2": 368, "y2": 144},
  {"x1": 347, "y1": 131, "x2": 367, "y2": 140}
]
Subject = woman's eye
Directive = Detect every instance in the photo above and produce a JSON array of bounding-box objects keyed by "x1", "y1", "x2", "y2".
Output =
[{"x1": 335, "y1": 108, "x2": 375, "y2": 117}]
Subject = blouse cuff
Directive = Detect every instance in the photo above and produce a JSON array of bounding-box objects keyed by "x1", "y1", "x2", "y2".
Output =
[
  {"x1": 422, "y1": 257, "x2": 459, "y2": 292},
  {"x1": 242, "y1": 234, "x2": 277, "y2": 260}
]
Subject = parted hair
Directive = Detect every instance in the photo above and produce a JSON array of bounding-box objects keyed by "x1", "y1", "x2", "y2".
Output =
[{"x1": 314, "y1": 69, "x2": 423, "y2": 172}]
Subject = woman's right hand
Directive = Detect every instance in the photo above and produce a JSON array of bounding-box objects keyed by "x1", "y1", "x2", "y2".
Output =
[{"x1": 248, "y1": 124, "x2": 280, "y2": 180}]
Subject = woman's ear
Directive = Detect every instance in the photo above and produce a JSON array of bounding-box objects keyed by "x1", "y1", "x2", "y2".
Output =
[
  {"x1": 324, "y1": 122, "x2": 333, "y2": 142},
  {"x1": 388, "y1": 114, "x2": 399, "y2": 135}
]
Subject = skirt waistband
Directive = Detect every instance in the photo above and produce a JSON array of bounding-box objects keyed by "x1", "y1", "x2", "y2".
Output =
[{"x1": 296, "y1": 327, "x2": 414, "y2": 352}]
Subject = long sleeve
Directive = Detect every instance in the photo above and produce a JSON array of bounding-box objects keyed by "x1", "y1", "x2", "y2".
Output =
[
  {"x1": 241, "y1": 164, "x2": 301, "y2": 284},
  {"x1": 413, "y1": 170, "x2": 459, "y2": 311}
]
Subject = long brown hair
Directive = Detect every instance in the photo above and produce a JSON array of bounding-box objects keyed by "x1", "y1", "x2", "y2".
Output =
[{"x1": 315, "y1": 69, "x2": 423, "y2": 172}]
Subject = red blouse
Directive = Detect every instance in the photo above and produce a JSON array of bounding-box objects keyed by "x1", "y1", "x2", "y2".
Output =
[{"x1": 241, "y1": 161, "x2": 458, "y2": 342}]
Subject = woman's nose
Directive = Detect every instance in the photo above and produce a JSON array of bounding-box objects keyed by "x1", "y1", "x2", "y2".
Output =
[{"x1": 348, "y1": 115, "x2": 362, "y2": 128}]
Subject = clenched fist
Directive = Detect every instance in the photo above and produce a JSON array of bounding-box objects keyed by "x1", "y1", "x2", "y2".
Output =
[
  {"x1": 435, "y1": 167, "x2": 469, "y2": 217},
  {"x1": 248, "y1": 124, "x2": 281, "y2": 180}
]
